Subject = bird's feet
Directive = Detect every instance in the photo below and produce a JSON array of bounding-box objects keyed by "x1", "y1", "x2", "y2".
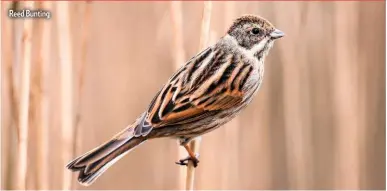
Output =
[{"x1": 175, "y1": 153, "x2": 200, "y2": 168}]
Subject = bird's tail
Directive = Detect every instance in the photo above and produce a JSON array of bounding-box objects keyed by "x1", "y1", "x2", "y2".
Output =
[{"x1": 66, "y1": 126, "x2": 147, "y2": 186}]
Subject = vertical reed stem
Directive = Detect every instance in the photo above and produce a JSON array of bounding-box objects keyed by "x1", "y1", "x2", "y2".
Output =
[
  {"x1": 170, "y1": 1, "x2": 185, "y2": 68},
  {"x1": 332, "y1": 2, "x2": 361, "y2": 189},
  {"x1": 3, "y1": 2, "x2": 20, "y2": 189},
  {"x1": 73, "y1": 3, "x2": 92, "y2": 185},
  {"x1": 185, "y1": 2, "x2": 212, "y2": 190},
  {"x1": 56, "y1": 2, "x2": 74, "y2": 190},
  {"x1": 35, "y1": 2, "x2": 52, "y2": 189},
  {"x1": 170, "y1": 1, "x2": 188, "y2": 189},
  {"x1": 15, "y1": 1, "x2": 34, "y2": 190},
  {"x1": 0, "y1": 3, "x2": 4, "y2": 189}
]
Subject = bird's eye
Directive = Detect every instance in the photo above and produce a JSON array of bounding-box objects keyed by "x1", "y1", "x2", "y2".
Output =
[{"x1": 251, "y1": 28, "x2": 261, "y2": 35}]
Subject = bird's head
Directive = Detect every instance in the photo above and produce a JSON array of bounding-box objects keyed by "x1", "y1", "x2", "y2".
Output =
[{"x1": 227, "y1": 15, "x2": 284, "y2": 59}]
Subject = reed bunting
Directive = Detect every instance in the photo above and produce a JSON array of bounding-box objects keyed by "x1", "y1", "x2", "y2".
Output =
[{"x1": 67, "y1": 14, "x2": 284, "y2": 186}]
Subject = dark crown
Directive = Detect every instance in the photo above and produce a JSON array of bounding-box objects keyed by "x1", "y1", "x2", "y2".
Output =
[{"x1": 227, "y1": 15, "x2": 275, "y2": 34}]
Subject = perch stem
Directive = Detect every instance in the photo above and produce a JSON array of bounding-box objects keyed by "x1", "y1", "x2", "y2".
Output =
[{"x1": 185, "y1": 2, "x2": 212, "y2": 190}]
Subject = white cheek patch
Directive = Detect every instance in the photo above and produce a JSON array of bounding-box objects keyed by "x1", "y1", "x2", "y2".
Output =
[
  {"x1": 248, "y1": 37, "x2": 269, "y2": 56},
  {"x1": 225, "y1": 34, "x2": 270, "y2": 61}
]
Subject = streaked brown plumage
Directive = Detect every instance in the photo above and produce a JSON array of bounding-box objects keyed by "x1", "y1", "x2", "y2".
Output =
[{"x1": 67, "y1": 14, "x2": 284, "y2": 186}]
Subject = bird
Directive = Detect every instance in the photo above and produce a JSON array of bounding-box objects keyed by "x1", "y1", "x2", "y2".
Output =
[{"x1": 66, "y1": 14, "x2": 284, "y2": 186}]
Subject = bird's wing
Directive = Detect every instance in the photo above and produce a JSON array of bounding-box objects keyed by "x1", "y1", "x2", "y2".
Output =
[{"x1": 134, "y1": 46, "x2": 253, "y2": 136}]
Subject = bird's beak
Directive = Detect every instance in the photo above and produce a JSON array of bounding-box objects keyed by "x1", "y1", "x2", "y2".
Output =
[{"x1": 270, "y1": 29, "x2": 285, "y2": 39}]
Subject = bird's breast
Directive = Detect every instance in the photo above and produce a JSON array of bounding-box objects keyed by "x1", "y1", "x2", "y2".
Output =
[{"x1": 240, "y1": 61, "x2": 264, "y2": 98}]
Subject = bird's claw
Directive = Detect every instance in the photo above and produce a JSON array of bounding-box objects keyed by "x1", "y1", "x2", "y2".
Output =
[{"x1": 175, "y1": 154, "x2": 200, "y2": 168}]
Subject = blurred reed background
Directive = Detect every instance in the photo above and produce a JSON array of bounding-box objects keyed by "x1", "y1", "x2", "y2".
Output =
[{"x1": 1, "y1": 1, "x2": 385, "y2": 190}]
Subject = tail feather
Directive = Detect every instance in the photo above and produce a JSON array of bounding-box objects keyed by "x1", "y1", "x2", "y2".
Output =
[{"x1": 67, "y1": 127, "x2": 147, "y2": 186}]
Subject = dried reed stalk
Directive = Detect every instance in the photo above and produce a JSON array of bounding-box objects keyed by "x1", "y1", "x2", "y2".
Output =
[
  {"x1": 33, "y1": 2, "x2": 52, "y2": 189},
  {"x1": 56, "y1": 2, "x2": 75, "y2": 190},
  {"x1": 10, "y1": 0, "x2": 21, "y2": 142},
  {"x1": 0, "y1": 2, "x2": 11, "y2": 189},
  {"x1": 0, "y1": 0, "x2": 3, "y2": 132},
  {"x1": 275, "y1": 3, "x2": 313, "y2": 188},
  {"x1": 170, "y1": 1, "x2": 185, "y2": 68},
  {"x1": 185, "y1": 137, "x2": 202, "y2": 190},
  {"x1": 0, "y1": 1, "x2": 8, "y2": 189},
  {"x1": 3, "y1": 2, "x2": 21, "y2": 189},
  {"x1": 73, "y1": 3, "x2": 92, "y2": 184},
  {"x1": 185, "y1": 2, "x2": 212, "y2": 190},
  {"x1": 15, "y1": 1, "x2": 34, "y2": 190},
  {"x1": 332, "y1": 2, "x2": 361, "y2": 189},
  {"x1": 169, "y1": 1, "x2": 187, "y2": 190}
]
